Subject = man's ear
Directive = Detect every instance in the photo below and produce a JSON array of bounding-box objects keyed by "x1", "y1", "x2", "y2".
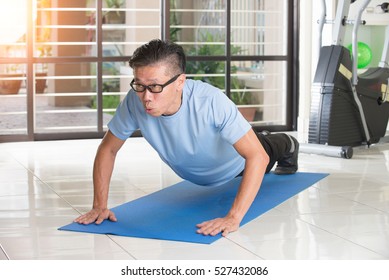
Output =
[{"x1": 177, "y1": 73, "x2": 186, "y2": 91}]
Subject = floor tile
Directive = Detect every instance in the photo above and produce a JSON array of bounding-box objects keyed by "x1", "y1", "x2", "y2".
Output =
[
  {"x1": 234, "y1": 234, "x2": 386, "y2": 260},
  {"x1": 0, "y1": 228, "x2": 134, "y2": 260},
  {"x1": 274, "y1": 188, "x2": 372, "y2": 215},
  {"x1": 1, "y1": 136, "x2": 389, "y2": 260},
  {"x1": 0, "y1": 244, "x2": 8, "y2": 260},
  {"x1": 298, "y1": 209, "x2": 389, "y2": 236},
  {"x1": 112, "y1": 235, "x2": 262, "y2": 260}
]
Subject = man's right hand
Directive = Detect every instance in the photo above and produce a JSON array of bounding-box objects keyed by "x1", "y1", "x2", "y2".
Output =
[{"x1": 74, "y1": 208, "x2": 117, "y2": 225}]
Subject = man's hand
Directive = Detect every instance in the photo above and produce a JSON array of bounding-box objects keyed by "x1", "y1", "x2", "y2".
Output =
[
  {"x1": 196, "y1": 215, "x2": 240, "y2": 237},
  {"x1": 196, "y1": 129, "x2": 268, "y2": 238},
  {"x1": 74, "y1": 208, "x2": 117, "y2": 225}
]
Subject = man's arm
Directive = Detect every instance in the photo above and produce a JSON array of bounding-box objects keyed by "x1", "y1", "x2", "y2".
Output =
[
  {"x1": 196, "y1": 129, "x2": 269, "y2": 237},
  {"x1": 74, "y1": 130, "x2": 125, "y2": 224}
]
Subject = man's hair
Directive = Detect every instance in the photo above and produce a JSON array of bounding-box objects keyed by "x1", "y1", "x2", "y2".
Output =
[{"x1": 129, "y1": 39, "x2": 186, "y2": 75}]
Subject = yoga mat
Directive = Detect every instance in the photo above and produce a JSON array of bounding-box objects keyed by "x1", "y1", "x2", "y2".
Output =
[{"x1": 59, "y1": 172, "x2": 328, "y2": 244}]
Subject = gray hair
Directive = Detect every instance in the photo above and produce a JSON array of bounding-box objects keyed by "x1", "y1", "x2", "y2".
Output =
[{"x1": 129, "y1": 39, "x2": 186, "y2": 75}]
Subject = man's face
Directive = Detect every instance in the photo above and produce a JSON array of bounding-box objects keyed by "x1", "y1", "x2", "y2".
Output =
[{"x1": 132, "y1": 64, "x2": 185, "y2": 117}]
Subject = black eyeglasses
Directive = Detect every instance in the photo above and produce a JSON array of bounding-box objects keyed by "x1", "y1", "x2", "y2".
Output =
[{"x1": 130, "y1": 73, "x2": 182, "y2": 94}]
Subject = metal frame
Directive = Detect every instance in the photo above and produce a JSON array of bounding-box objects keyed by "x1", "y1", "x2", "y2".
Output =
[
  {"x1": 379, "y1": 25, "x2": 389, "y2": 68},
  {"x1": 163, "y1": 0, "x2": 299, "y2": 133},
  {"x1": 0, "y1": 0, "x2": 299, "y2": 142},
  {"x1": 0, "y1": 0, "x2": 131, "y2": 142}
]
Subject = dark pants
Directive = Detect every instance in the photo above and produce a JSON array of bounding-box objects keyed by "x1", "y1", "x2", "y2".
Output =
[
  {"x1": 237, "y1": 130, "x2": 293, "y2": 176},
  {"x1": 255, "y1": 131, "x2": 293, "y2": 173}
]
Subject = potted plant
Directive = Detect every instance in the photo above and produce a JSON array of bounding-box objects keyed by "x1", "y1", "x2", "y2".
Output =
[
  {"x1": 0, "y1": 64, "x2": 23, "y2": 95},
  {"x1": 35, "y1": 45, "x2": 51, "y2": 94},
  {"x1": 230, "y1": 85, "x2": 256, "y2": 122},
  {"x1": 186, "y1": 32, "x2": 242, "y2": 90},
  {"x1": 104, "y1": 0, "x2": 125, "y2": 24},
  {"x1": 185, "y1": 32, "x2": 256, "y2": 121},
  {"x1": 0, "y1": 74, "x2": 23, "y2": 95}
]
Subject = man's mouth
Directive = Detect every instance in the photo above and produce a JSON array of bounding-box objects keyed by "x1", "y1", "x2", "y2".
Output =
[
  {"x1": 144, "y1": 105, "x2": 153, "y2": 114},
  {"x1": 144, "y1": 102, "x2": 152, "y2": 112}
]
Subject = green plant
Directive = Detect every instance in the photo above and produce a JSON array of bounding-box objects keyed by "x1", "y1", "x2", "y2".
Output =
[
  {"x1": 90, "y1": 93, "x2": 120, "y2": 116},
  {"x1": 104, "y1": 0, "x2": 125, "y2": 21},
  {"x1": 5, "y1": 63, "x2": 22, "y2": 73},
  {"x1": 105, "y1": 0, "x2": 124, "y2": 8},
  {"x1": 186, "y1": 32, "x2": 228, "y2": 89},
  {"x1": 186, "y1": 32, "x2": 251, "y2": 105},
  {"x1": 230, "y1": 85, "x2": 251, "y2": 105},
  {"x1": 169, "y1": 0, "x2": 181, "y2": 42}
]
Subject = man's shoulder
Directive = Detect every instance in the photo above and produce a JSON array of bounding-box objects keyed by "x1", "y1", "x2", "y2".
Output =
[
  {"x1": 184, "y1": 79, "x2": 224, "y2": 99},
  {"x1": 185, "y1": 78, "x2": 207, "y2": 89}
]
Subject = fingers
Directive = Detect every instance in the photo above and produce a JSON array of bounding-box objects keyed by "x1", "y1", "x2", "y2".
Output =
[
  {"x1": 74, "y1": 211, "x2": 98, "y2": 224},
  {"x1": 95, "y1": 214, "x2": 106, "y2": 225},
  {"x1": 74, "y1": 208, "x2": 116, "y2": 225},
  {"x1": 196, "y1": 220, "x2": 225, "y2": 236},
  {"x1": 196, "y1": 217, "x2": 238, "y2": 237},
  {"x1": 196, "y1": 223, "x2": 220, "y2": 236},
  {"x1": 221, "y1": 228, "x2": 230, "y2": 237},
  {"x1": 97, "y1": 209, "x2": 117, "y2": 224}
]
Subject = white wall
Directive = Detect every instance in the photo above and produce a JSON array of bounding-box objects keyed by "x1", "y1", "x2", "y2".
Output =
[
  {"x1": 297, "y1": 0, "x2": 313, "y2": 140},
  {"x1": 298, "y1": 0, "x2": 334, "y2": 140}
]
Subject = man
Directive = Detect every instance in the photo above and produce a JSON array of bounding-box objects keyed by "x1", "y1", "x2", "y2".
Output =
[{"x1": 75, "y1": 39, "x2": 299, "y2": 237}]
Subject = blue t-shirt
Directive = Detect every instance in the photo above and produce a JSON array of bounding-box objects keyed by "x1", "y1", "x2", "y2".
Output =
[{"x1": 108, "y1": 79, "x2": 252, "y2": 186}]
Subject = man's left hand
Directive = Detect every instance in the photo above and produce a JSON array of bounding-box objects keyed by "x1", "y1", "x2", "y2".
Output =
[{"x1": 196, "y1": 216, "x2": 240, "y2": 237}]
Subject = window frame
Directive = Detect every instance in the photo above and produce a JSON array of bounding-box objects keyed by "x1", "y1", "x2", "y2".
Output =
[
  {"x1": 163, "y1": 0, "x2": 299, "y2": 133},
  {"x1": 0, "y1": 0, "x2": 299, "y2": 142}
]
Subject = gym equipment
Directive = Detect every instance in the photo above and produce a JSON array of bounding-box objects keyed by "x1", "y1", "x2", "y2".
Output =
[
  {"x1": 347, "y1": 41, "x2": 373, "y2": 68},
  {"x1": 300, "y1": 143, "x2": 353, "y2": 159},
  {"x1": 303, "y1": 0, "x2": 389, "y2": 159}
]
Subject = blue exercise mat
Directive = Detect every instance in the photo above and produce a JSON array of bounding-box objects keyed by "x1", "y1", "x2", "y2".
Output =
[{"x1": 59, "y1": 172, "x2": 328, "y2": 244}]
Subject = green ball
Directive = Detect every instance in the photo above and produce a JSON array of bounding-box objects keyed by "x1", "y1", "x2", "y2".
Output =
[{"x1": 347, "y1": 42, "x2": 372, "y2": 69}]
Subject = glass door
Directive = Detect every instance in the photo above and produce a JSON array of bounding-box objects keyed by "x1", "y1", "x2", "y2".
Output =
[{"x1": 0, "y1": 0, "x2": 297, "y2": 142}]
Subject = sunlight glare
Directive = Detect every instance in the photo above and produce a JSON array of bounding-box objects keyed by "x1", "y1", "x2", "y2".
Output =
[{"x1": 0, "y1": 1, "x2": 29, "y2": 44}]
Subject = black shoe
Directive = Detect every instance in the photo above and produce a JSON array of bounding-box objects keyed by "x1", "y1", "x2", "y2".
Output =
[{"x1": 274, "y1": 135, "x2": 299, "y2": 175}]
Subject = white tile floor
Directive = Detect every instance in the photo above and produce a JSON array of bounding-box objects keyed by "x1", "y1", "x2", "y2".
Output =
[{"x1": 1, "y1": 134, "x2": 389, "y2": 260}]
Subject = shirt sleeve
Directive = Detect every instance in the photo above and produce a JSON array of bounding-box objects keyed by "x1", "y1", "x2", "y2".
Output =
[
  {"x1": 107, "y1": 91, "x2": 140, "y2": 140},
  {"x1": 211, "y1": 91, "x2": 252, "y2": 145}
]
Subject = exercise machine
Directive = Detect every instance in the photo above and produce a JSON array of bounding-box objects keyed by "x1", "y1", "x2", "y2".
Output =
[{"x1": 301, "y1": 0, "x2": 389, "y2": 158}]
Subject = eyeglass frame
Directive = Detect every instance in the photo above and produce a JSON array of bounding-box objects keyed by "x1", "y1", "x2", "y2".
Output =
[{"x1": 130, "y1": 73, "x2": 182, "y2": 94}]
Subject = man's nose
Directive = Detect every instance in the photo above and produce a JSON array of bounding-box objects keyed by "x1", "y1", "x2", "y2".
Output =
[{"x1": 142, "y1": 88, "x2": 154, "y2": 101}]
